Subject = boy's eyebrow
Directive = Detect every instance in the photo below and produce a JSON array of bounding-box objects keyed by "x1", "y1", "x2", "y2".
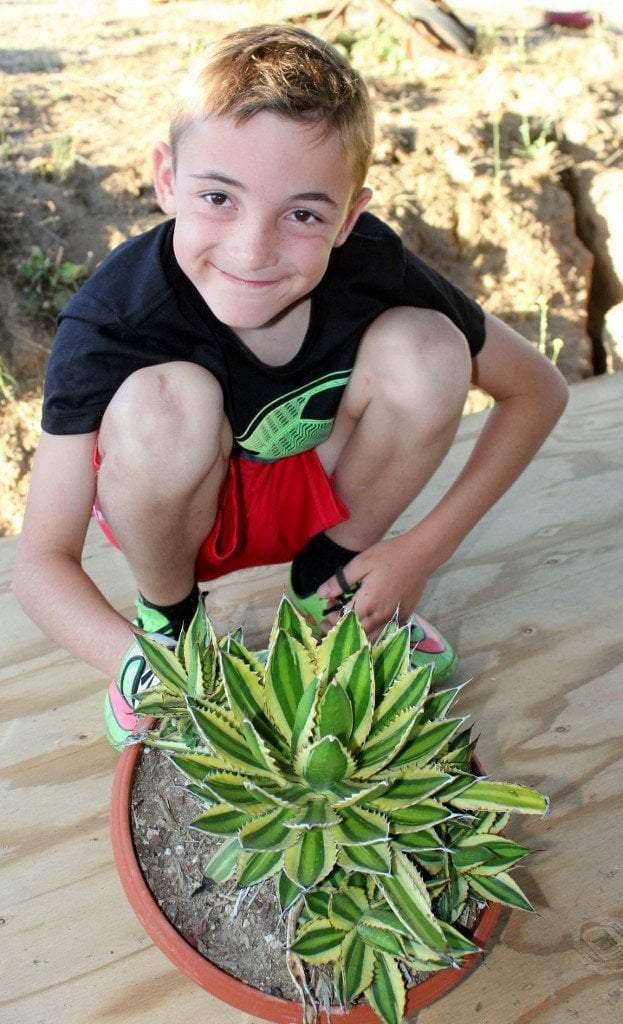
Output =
[{"x1": 190, "y1": 171, "x2": 338, "y2": 207}]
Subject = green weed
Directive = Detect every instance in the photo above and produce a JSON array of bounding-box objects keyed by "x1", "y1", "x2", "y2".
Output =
[
  {"x1": 51, "y1": 134, "x2": 76, "y2": 174},
  {"x1": 333, "y1": 24, "x2": 415, "y2": 77},
  {"x1": 534, "y1": 295, "x2": 564, "y2": 365},
  {"x1": 182, "y1": 36, "x2": 210, "y2": 57},
  {"x1": 17, "y1": 246, "x2": 88, "y2": 323},
  {"x1": 31, "y1": 134, "x2": 77, "y2": 180},
  {"x1": 513, "y1": 117, "x2": 557, "y2": 161}
]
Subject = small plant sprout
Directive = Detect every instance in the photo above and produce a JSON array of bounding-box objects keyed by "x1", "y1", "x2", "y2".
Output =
[
  {"x1": 30, "y1": 134, "x2": 77, "y2": 180},
  {"x1": 182, "y1": 35, "x2": 210, "y2": 57},
  {"x1": 534, "y1": 296, "x2": 564, "y2": 366},
  {"x1": 514, "y1": 117, "x2": 557, "y2": 162},
  {"x1": 51, "y1": 134, "x2": 76, "y2": 174},
  {"x1": 18, "y1": 246, "x2": 89, "y2": 323},
  {"x1": 333, "y1": 23, "x2": 414, "y2": 78},
  {"x1": 134, "y1": 597, "x2": 549, "y2": 1024}
]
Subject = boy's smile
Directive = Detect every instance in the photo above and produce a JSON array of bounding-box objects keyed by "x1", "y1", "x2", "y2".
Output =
[{"x1": 153, "y1": 111, "x2": 371, "y2": 335}]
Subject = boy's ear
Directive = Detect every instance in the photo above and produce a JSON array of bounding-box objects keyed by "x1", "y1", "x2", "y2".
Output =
[
  {"x1": 152, "y1": 142, "x2": 177, "y2": 216},
  {"x1": 333, "y1": 187, "x2": 373, "y2": 248}
]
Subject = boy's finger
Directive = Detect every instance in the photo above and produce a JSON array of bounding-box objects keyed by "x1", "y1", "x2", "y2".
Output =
[
  {"x1": 317, "y1": 563, "x2": 364, "y2": 601},
  {"x1": 317, "y1": 575, "x2": 344, "y2": 600}
]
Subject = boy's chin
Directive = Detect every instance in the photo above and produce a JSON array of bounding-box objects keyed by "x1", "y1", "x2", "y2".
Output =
[
  {"x1": 212, "y1": 306, "x2": 277, "y2": 331},
  {"x1": 205, "y1": 293, "x2": 296, "y2": 331}
]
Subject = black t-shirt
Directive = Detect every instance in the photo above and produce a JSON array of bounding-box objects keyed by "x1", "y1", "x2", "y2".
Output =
[{"x1": 42, "y1": 212, "x2": 486, "y2": 460}]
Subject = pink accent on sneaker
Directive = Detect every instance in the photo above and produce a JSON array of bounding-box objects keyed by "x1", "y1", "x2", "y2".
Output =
[
  {"x1": 411, "y1": 615, "x2": 445, "y2": 654},
  {"x1": 108, "y1": 679, "x2": 139, "y2": 732}
]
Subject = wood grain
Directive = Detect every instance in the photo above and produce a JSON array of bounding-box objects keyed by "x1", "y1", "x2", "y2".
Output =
[{"x1": 1, "y1": 373, "x2": 622, "y2": 1024}]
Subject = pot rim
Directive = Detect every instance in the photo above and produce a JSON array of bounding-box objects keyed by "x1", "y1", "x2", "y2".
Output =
[{"x1": 111, "y1": 744, "x2": 503, "y2": 1023}]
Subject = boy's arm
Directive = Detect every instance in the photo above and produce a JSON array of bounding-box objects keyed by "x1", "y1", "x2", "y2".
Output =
[
  {"x1": 402, "y1": 311, "x2": 570, "y2": 567},
  {"x1": 13, "y1": 431, "x2": 137, "y2": 677},
  {"x1": 319, "y1": 312, "x2": 570, "y2": 632}
]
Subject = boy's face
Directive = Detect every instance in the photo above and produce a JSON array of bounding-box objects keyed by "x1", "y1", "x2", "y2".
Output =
[{"x1": 153, "y1": 111, "x2": 371, "y2": 331}]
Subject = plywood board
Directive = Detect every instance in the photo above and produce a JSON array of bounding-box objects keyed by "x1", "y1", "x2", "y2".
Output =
[{"x1": 1, "y1": 373, "x2": 622, "y2": 1024}]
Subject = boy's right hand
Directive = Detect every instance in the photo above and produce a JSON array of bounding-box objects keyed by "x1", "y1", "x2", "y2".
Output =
[{"x1": 104, "y1": 633, "x2": 175, "y2": 751}]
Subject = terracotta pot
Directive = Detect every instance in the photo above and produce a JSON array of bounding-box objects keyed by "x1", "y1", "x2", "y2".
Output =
[{"x1": 111, "y1": 745, "x2": 503, "y2": 1022}]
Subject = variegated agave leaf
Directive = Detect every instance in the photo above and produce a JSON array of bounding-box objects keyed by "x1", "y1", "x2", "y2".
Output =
[
  {"x1": 136, "y1": 604, "x2": 223, "y2": 742},
  {"x1": 268, "y1": 594, "x2": 318, "y2": 659},
  {"x1": 427, "y1": 814, "x2": 535, "y2": 919}
]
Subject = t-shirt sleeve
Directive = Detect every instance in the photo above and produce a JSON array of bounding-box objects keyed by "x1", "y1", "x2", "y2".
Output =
[
  {"x1": 42, "y1": 305, "x2": 162, "y2": 434},
  {"x1": 401, "y1": 247, "x2": 486, "y2": 357}
]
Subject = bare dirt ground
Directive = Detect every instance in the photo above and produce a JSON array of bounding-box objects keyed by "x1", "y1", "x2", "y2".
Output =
[{"x1": 1, "y1": 0, "x2": 622, "y2": 534}]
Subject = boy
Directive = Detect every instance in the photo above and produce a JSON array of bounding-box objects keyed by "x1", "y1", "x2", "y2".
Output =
[{"x1": 13, "y1": 25, "x2": 568, "y2": 749}]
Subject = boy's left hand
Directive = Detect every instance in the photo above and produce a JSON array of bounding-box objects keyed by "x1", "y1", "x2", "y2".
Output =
[{"x1": 316, "y1": 533, "x2": 435, "y2": 639}]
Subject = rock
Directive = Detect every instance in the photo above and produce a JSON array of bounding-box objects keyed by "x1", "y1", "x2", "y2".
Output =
[
  {"x1": 572, "y1": 166, "x2": 623, "y2": 306},
  {"x1": 602, "y1": 302, "x2": 623, "y2": 373}
]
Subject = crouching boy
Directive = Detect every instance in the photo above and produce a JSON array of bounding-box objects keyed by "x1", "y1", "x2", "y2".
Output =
[{"x1": 13, "y1": 25, "x2": 569, "y2": 749}]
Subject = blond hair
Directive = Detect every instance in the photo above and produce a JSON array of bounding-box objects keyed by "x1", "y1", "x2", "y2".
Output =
[{"x1": 170, "y1": 24, "x2": 374, "y2": 196}]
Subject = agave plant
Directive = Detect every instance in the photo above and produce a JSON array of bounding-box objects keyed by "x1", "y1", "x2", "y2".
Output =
[{"x1": 135, "y1": 596, "x2": 548, "y2": 1024}]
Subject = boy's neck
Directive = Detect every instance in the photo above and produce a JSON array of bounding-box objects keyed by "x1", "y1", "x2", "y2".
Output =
[{"x1": 233, "y1": 296, "x2": 311, "y2": 367}]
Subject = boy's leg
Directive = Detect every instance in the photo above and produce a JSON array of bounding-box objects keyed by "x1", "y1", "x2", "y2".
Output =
[
  {"x1": 96, "y1": 361, "x2": 232, "y2": 610},
  {"x1": 294, "y1": 306, "x2": 471, "y2": 650},
  {"x1": 316, "y1": 306, "x2": 472, "y2": 551},
  {"x1": 99, "y1": 361, "x2": 234, "y2": 749}
]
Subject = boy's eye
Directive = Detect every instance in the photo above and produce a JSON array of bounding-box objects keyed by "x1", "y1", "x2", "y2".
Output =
[
  {"x1": 202, "y1": 192, "x2": 230, "y2": 206},
  {"x1": 291, "y1": 209, "x2": 321, "y2": 224}
]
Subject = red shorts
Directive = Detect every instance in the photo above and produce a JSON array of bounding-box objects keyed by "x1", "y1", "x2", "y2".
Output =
[{"x1": 91, "y1": 442, "x2": 349, "y2": 583}]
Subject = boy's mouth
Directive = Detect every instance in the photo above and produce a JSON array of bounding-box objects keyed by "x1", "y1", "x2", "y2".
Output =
[{"x1": 216, "y1": 266, "x2": 282, "y2": 288}]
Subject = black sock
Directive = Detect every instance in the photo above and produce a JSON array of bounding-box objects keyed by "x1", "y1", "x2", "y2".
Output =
[
  {"x1": 137, "y1": 584, "x2": 201, "y2": 639},
  {"x1": 291, "y1": 532, "x2": 360, "y2": 598}
]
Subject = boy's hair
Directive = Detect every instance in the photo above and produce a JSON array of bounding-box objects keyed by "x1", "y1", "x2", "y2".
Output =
[{"x1": 170, "y1": 24, "x2": 374, "y2": 198}]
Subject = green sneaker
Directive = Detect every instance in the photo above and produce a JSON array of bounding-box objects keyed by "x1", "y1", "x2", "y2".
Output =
[
  {"x1": 104, "y1": 631, "x2": 178, "y2": 752},
  {"x1": 133, "y1": 595, "x2": 178, "y2": 637},
  {"x1": 286, "y1": 576, "x2": 357, "y2": 640},
  {"x1": 287, "y1": 569, "x2": 457, "y2": 684}
]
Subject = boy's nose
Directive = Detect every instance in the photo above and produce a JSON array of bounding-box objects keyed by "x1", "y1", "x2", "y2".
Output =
[{"x1": 230, "y1": 216, "x2": 278, "y2": 274}]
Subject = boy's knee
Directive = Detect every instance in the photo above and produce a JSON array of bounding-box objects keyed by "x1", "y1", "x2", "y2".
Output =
[
  {"x1": 99, "y1": 361, "x2": 230, "y2": 468},
  {"x1": 358, "y1": 307, "x2": 472, "y2": 421}
]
